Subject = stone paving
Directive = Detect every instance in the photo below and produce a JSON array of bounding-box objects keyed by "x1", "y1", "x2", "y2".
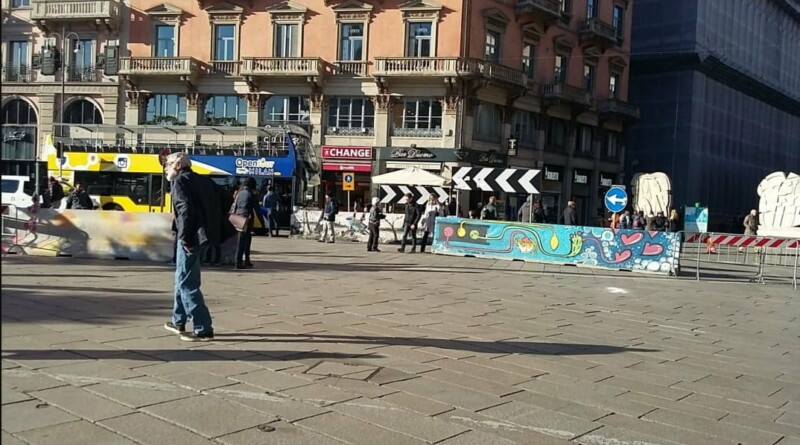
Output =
[{"x1": 1, "y1": 237, "x2": 799, "y2": 445}]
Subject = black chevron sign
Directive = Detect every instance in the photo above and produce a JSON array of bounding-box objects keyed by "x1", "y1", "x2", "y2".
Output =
[
  {"x1": 379, "y1": 185, "x2": 449, "y2": 205},
  {"x1": 451, "y1": 167, "x2": 541, "y2": 194}
]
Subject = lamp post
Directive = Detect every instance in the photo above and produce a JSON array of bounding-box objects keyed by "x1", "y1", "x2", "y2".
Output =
[{"x1": 47, "y1": 26, "x2": 80, "y2": 181}]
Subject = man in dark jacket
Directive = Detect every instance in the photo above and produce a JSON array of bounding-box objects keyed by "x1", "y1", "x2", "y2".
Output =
[
  {"x1": 562, "y1": 201, "x2": 578, "y2": 225},
  {"x1": 163, "y1": 152, "x2": 219, "y2": 342},
  {"x1": 367, "y1": 197, "x2": 384, "y2": 252},
  {"x1": 65, "y1": 182, "x2": 94, "y2": 209},
  {"x1": 319, "y1": 192, "x2": 339, "y2": 243},
  {"x1": 398, "y1": 193, "x2": 421, "y2": 253}
]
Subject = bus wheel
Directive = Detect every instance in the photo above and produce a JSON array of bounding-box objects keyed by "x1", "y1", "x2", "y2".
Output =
[{"x1": 103, "y1": 204, "x2": 124, "y2": 211}]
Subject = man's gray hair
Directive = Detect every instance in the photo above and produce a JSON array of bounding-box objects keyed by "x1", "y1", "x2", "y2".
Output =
[{"x1": 166, "y1": 152, "x2": 191, "y2": 168}]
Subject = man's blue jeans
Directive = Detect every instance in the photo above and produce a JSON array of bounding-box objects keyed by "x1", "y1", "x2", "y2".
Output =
[{"x1": 172, "y1": 242, "x2": 213, "y2": 335}]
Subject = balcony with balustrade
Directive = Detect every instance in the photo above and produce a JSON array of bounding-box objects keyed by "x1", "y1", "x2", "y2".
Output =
[
  {"x1": 332, "y1": 60, "x2": 370, "y2": 77},
  {"x1": 1, "y1": 65, "x2": 34, "y2": 83},
  {"x1": 541, "y1": 82, "x2": 593, "y2": 110},
  {"x1": 118, "y1": 57, "x2": 199, "y2": 85},
  {"x1": 579, "y1": 17, "x2": 618, "y2": 48},
  {"x1": 240, "y1": 57, "x2": 322, "y2": 79},
  {"x1": 516, "y1": 0, "x2": 561, "y2": 22},
  {"x1": 459, "y1": 58, "x2": 529, "y2": 89},
  {"x1": 209, "y1": 60, "x2": 240, "y2": 77},
  {"x1": 597, "y1": 98, "x2": 640, "y2": 122},
  {"x1": 373, "y1": 57, "x2": 461, "y2": 79},
  {"x1": 31, "y1": 0, "x2": 121, "y2": 31}
]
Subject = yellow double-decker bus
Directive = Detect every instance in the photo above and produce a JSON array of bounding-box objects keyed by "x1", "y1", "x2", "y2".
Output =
[{"x1": 44, "y1": 125, "x2": 319, "y2": 232}]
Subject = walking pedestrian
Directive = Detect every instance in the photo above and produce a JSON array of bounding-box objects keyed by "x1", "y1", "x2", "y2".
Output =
[
  {"x1": 632, "y1": 211, "x2": 645, "y2": 229},
  {"x1": 367, "y1": 197, "x2": 384, "y2": 252},
  {"x1": 232, "y1": 177, "x2": 262, "y2": 269},
  {"x1": 162, "y1": 152, "x2": 219, "y2": 342},
  {"x1": 419, "y1": 195, "x2": 441, "y2": 253},
  {"x1": 645, "y1": 211, "x2": 656, "y2": 231},
  {"x1": 620, "y1": 210, "x2": 632, "y2": 229},
  {"x1": 262, "y1": 186, "x2": 280, "y2": 237},
  {"x1": 319, "y1": 192, "x2": 339, "y2": 243},
  {"x1": 563, "y1": 201, "x2": 578, "y2": 225},
  {"x1": 740, "y1": 209, "x2": 759, "y2": 253},
  {"x1": 397, "y1": 193, "x2": 421, "y2": 253},
  {"x1": 481, "y1": 196, "x2": 498, "y2": 220},
  {"x1": 518, "y1": 196, "x2": 532, "y2": 223},
  {"x1": 654, "y1": 211, "x2": 668, "y2": 231},
  {"x1": 65, "y1": 181, "x2": 94, "y2": 209},
  {"x1": 668, "y1": 209, "x2": 680, "y2": 232}
]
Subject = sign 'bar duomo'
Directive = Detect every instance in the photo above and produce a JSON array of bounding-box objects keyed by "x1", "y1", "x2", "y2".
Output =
[{"x1": 451, "y1": 167, "x2": 541, "y2": 194}]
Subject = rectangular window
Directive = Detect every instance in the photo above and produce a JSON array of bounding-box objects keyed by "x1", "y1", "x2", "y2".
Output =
[
  {"x1": 522, "y1": 43, "x2": 536, "y2": 77},
  {"x1": 406, "y1": 22, "x2": 432, "y2": 57},
  {"x1": 484, "y1": 30, "x2": 500, "y2": 62},
  {"x1": 546, "y1": 118, "x2": 567, "y2": 149},
  {"x1": 613, "y1": 5, "x2": 624, "y2": 38},
  {"x1": 262, "y1": 96, "x2": 309, "y2": 124},
  {"x1": 68, "y1": 39, "x2": 95, "y2": 81},
  {"x1": 555, "y1": 54, "x2": 568, "y2": 83},
  {"x1": 609, "y1": 73, "x2": 620, "y2": 99},
  {"x1": 339, "y1": 23, "x2": 364, "y2": 61},
  {"x1": 605, "y1": 132, "x2": 619, "y2": 158},
  {"x1": 583, "y1": 64, "x2": 595, "y2": 92},
  {"x1": 145, "y1": 94, "x2": 187, "y2": 123},
  {"x1": 327, "y1": 97, "x2": 375, "y2": 135},
  {"x1": 204, "y1": 95, "x2": 247, "y2": 125},
  {"x1": 586, "y1": 0, "x2": 598, "y2": 18},
  {"x1": 575, "y1": 125, "x2": 593, "y2": 154},
  {"x1": 274, "y1": 23, "x2": 299, "y2": 58},
  {"x1": 214, "y1": 24, "x2": 236, "y2": 61},
  {"x1": 474, "y1": 102, "x2": 502, "y2": 142},
  {"x1": 12, "y1": 0, "x2": 30, "y2": 7},
  {"x1": 392, "y1": 99, "x2": 442, "y2": 137},
  {"x1": 7, "y1": 41, "x2": 29, "y2": 81},
  {"x1": 155, "y1": 25, "x2": 175, "y2": 57},
  {"x1": 512, "y1": 111, "x2": 537, "y2": 146},
  {"x1": 560, "y1": 0, "x2": 571, "y2": 13}
]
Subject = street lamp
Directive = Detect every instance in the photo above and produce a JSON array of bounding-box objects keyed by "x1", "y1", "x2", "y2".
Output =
[{"x1": 46, "y1": 26, "x2": 80, "y2": 181}]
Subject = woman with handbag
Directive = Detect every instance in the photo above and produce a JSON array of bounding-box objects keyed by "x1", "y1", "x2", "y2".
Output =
[{"x1": 230, "y1": 177, "x2": 262, "y2": 269}]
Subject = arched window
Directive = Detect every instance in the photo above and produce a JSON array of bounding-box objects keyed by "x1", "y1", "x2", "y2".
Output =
[
  {"x1": 2, "y1": 99, "x2": 38, "y2": 160},
  {"x1": 64, "y1": 99, "x2": 103, "y2": 124}
]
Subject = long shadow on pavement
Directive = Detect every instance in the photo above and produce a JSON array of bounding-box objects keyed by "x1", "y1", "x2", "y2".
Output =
[
  {"x1": 1, "y1": 349, "x2": 383, "y2": 363},
  {"x1": 210, "y1": 333, "x2": 658, "y2": 356}
]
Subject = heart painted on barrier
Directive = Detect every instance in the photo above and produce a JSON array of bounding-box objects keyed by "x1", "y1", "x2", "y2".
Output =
[
  {"x1": 614, "y1": 250, "x2": 632, "y2": 262},
  {"x1": 620, "y1": 233, "x2": 644, "y2": 246},
  {"x1": 642, "y1": 243, "x2": 664, "y2": 256}
]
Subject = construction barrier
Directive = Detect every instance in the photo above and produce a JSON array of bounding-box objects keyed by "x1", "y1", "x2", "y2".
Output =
[
  {"x1": 431, "y1": 217, "x2": 682, "y2": 276},
  {"x1": 684, "y1": 232, "x2": 799, "y2": 288}
]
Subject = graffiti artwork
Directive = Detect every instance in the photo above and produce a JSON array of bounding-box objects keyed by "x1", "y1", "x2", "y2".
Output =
[
  {"x1": 432, "y1": 217, "x2": 681, "y2": 275},
  {"x1": 757, "y1": 171, "x2": 800, "y2": 238},
  {"x1": 631, "y1": 172, "x2": 672, "y2": 215}
]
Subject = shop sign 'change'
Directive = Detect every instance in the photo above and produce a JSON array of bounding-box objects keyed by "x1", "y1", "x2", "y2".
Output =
[{"x1": 322, "y1": 146, "x2": 373, "y2": 160}]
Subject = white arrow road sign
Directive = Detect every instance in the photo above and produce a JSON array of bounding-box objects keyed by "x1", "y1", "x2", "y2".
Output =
[
  {"x1": 380, "y1": 185, "x2": 397, "y2": 204},
  {"x1": 519, "y1": 169, "x2": 540, "y2": 194},
  {"x1": 607, "y1": 195, "x2": 627, "y2": 206},
  {"x1": 416, "y1": 187, "x2": 431, "y2": 205},
  {"x1": 452, "y1": 168, "x2": 471, "y2": 190},
  {"x1": 474, "y1": 168, "x2": 493, "y2": 191},
  {"x1": 433, "y1": 186, "x2": 449, "y2": 203},
  {"x1": 495, "y1": 168, "x2": 516, "y2": 193},
  {"x1": 398, "y1": 185, "x2": 412, "y2": 200}
]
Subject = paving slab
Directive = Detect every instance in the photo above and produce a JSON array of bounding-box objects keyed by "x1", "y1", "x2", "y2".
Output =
[
  {"x1": 16, "y1": 420, "x2": 136, "y2": 445},
  {"x1": 3, "y1": 238, "x2": 799, "y2": 445}
]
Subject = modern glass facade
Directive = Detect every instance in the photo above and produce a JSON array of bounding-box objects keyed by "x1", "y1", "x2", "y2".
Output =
[{"x1": 626, "y1": 0, "x2": 800, "y2": 232}]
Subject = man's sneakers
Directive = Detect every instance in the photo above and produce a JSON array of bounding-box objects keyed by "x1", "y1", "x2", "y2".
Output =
[
  {"x1": 165, "y1": 321, "x2": 214, "y2": 342},
  {"x1": 164, "y1": 321, "x2": 185, "y2": 334},
  {"x1": 180, "y1": 331, "x2": 214, "y2": 342}
]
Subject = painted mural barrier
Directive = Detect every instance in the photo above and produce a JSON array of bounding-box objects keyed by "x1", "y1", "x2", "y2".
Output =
[
  {"x1": 2, "y1": 206, "x2": 175, "y2": 261},
  {"x1": 431, "y1": 217, "x2": 682, "y2": 275}
]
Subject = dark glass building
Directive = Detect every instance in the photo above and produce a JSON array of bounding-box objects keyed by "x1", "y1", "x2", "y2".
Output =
[{"x1": 626, "y1": 0, "x2": 800, "y2": 231}]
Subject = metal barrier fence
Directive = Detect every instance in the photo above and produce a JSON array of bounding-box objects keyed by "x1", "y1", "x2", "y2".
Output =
[{"x1": 683, "y1": 232, "x2": 799, "y2": 289}]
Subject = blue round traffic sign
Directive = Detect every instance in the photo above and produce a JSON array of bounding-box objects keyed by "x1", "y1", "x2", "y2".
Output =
[
  {"x1": 344, "y1": 174, "x2": 353, "y2": 182},
  {"x1": 604, "y1": 186, "x2": 628, "y2": 213}
]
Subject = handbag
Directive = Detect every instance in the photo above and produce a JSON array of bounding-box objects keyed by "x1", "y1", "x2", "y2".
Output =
[
  {"x1": 228, "y1": 195, "x2": 249, "y2": 232},
  {"x1": 228, "y1": 213, "x2": 248, "y2": 232}
]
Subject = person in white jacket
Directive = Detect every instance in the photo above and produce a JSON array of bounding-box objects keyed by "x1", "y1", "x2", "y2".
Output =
[{"x1": 419, "y1": 195, "x2": 441, "y2": 254}]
